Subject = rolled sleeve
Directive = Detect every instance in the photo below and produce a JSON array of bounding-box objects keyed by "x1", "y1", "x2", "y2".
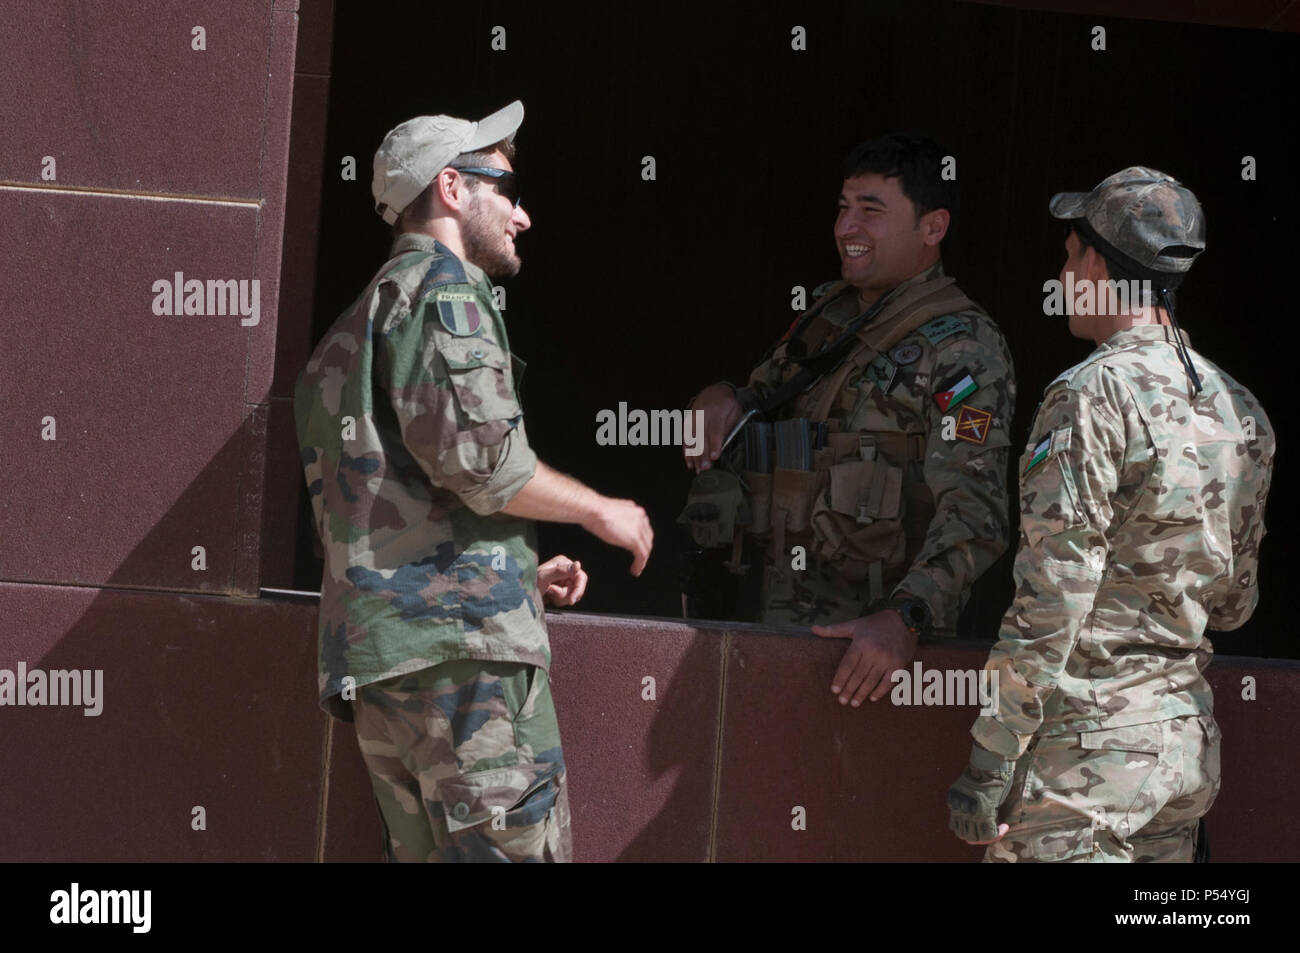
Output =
[
  {"x1": 460, "y1": 419, "x2": 537, "y2": 515},
  {"x1": 381, "y1": 288, "x2": 534, "y2": 512}
]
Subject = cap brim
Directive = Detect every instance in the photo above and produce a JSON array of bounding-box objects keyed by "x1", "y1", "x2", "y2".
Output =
[
  {"x1": 465, "y1": 100, "x2": 524, "y2": 151},
  {"x1": 1049, "y1": 190, "x2": 1090, "y2": 219}
]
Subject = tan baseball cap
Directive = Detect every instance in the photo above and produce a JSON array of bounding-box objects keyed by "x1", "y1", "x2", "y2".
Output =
[{"x1": 371, "y1": 100, "x2": 524, "y2": 225}]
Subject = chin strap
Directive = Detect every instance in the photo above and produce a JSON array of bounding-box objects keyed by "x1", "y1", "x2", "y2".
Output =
[{"x1": 1160, "y1": 287, "x2": 1202, "y2": 397}]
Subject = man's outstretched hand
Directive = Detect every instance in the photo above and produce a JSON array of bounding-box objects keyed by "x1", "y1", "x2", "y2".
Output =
[
  {"x1": 812, "y1": 609, "x2": 919, "y2": 706},
  {"x1": 582, "y1": 499, "x2": 654, "y2": 576},
  {"x1": 538, "y1": 556, "x2": 588, "y2": 607}
]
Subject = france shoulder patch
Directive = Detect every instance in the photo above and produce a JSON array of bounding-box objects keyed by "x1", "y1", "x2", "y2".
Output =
[{"x1": 436, "y1": 292, "x2": 483, "y2": 336}]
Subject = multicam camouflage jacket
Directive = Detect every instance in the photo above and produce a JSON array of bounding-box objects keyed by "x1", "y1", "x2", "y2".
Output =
[
  {"x1": 972, "y1": 324, "x2": 1275, "y2": 759},
  {"x1": 294, "y1": 233, "x2": 546, "y2": 722},
  {"x1": 736, "y1": 261, "x2": 1017, "y2": 632}
]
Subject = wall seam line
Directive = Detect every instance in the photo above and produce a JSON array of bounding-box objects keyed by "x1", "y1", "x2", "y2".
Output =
[
  {"x1": 705, "y1": 630, "x2": 730, "y2": 863},
  {"x1": 314, "y1": 715, "x2": 334, "y2": 862}
]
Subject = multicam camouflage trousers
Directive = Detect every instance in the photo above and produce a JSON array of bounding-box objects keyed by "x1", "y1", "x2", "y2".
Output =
[
  {"x1": 986, "y1": 714, "x2": 1221, "y2": 863},
  {"x1": 351, "y1": 658, "x2": 572, "y2": 863}
]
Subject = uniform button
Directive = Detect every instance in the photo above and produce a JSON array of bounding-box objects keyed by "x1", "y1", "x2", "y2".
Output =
[
  {"x1": 453, "y1": 802, "x2": 470, "y2": 820},
  {"x1": 470, "y1": 347, "x2": 485, "y2": 360}
]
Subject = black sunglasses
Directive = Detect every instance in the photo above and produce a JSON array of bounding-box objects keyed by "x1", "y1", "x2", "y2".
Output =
[{"x1": 453, "y1": 166, "x2": 521, "y2": 207}]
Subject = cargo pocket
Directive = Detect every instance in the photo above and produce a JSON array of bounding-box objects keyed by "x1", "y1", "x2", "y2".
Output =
[
  {"x1": 826, "y1": 458, "x2": 903, "y2": 522},
  {"x1": 994, "y1": 823, "x2": 1096, "y2": 863},
  {"x1": 743, "y1": 470, "x2": 773, "y2": 536},
  {"x1": 997, "y1": 735, "x2": 1100, "y2": 863},
  {"x1": 438, "y1": 760, "x2": 563, "y2": 834},
  {"x1": 439, "y1": 339, "x2": 522, "y2": 424},
  {"x1": 1079, "y1": 722, "x2": 1167, "y2": 846},
  {"x1": 810, "y1": 457, "x2": 906, "y2": 574},
  {"x1": 771, "y1": 467, "x2": 824, "y2": 536},
  {"x1": 828, "y1": 460, "x2": 869, "y2": 517}
]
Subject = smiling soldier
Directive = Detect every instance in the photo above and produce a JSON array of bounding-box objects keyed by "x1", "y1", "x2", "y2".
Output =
[
  {"x1": 295, "y1": 101, "x2": 653, "y2": 862},
  {"x1": 685, "y1": 133, "x2": 1016, "y2": 706}
]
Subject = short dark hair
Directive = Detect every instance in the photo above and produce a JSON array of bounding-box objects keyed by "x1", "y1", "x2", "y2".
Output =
[
  {"x1": 842, "y1": 132, "x2": 958, "y2": 237},
  {"x1": 1068, "y1": 221, "x2": 1140, "y2": 285},
  {"x1": 394, "y1": 138, "x2": 517, "y2": 236},
  {"x1": 1067, "y1": 221, "x2": 1186, "y2": 300}
]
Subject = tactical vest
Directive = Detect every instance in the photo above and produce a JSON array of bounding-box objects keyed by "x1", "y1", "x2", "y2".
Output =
[{"x1": 745, "y1": 275, "x2": 980, "y2": 600}]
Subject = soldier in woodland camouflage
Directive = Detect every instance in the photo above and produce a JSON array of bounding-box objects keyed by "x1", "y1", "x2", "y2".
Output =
[
  {"x1": 295, "y1": 102, "x2": 653, "y2": 862},
  {"x1": 686, "y1": 134, "x2": 1016, "y2": 707},
  {"x1": 948, "y1": 168, "x2": 1275, "y2": 862}
]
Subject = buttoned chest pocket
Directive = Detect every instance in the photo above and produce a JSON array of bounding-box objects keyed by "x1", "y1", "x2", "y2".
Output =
[{"x1": 440, "y1": 339, "x2": 523, "y2": 424}]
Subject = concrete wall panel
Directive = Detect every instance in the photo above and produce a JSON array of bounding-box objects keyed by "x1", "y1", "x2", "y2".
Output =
[
  {"x1": 1204, "y1": 660, "x2": 1300, "y2": 862},
  {"x1": 0, "y1": 582, "x2": 322, "y2": 861},
  {"x1": 1, "y1": 192, "x2": 263, "y2": 592},
  {"x1": 714, "y1": 632, "x2": 985, "y2": 861},
  {"x1": 0, "y1": 1, "x2": 287, "y2": 198},
  {"x1": 0, "y1": 0, "x2": 298, "y2": 596},
  {"x1": 548, "y1": 614, "x2": 723, "y2": 862},
  {"x1": 0, "y1": 596, "x2": 1292, "y2": 862},
  {"x1": 314, "y1": 620, "x2": 1300, "y2": 863}
]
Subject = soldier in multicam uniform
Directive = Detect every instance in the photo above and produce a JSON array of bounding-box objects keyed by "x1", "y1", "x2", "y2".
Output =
[
  {"x1": 686, "y1": 134, "x2": 1016, "y2": 707},
  {"x1": 948, "y1": 168, "x2": 1275, "y2": 862},
  {"x1": 294, "y1": 102, "x2": 653, "y2": 862}
]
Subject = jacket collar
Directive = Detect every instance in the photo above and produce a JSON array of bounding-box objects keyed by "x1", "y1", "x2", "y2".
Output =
[
  {"x1": 1099, "y1": 323, "x2": 1190, "y2": 351},
  {"x1": 388, "y1": 233, "x2": 487, "y2": 286}
]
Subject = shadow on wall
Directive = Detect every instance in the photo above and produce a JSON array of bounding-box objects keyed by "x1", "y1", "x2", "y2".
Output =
[{"x1": 0, "y1": 421, "x2": 324, "y2": 862}]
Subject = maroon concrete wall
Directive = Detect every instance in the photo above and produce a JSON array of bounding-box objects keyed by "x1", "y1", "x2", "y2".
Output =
[
  {"x1": 0, "y1": 582, "x2": 323, "y2": 861},
  {"x1": 1, "y1": 0, "x2": 300, "y2": 596},
  {"x1": 3, "y1": 594, "x2": 1294, "y2": 862},
  {"x1": 0, "y1": 0, "x2": 320, "y2": 860}
]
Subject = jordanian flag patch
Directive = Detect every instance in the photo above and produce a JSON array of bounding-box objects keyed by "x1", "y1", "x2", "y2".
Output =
[
  {"x1": 1024, "y1": 435, "x2": 1052, "y2": 475},
  {"x1": 933, "y1": 369, "x2": 978, "y2": 412},
  {"x1": 436, "y1": 292, "x2": 483, "y2": 336}
]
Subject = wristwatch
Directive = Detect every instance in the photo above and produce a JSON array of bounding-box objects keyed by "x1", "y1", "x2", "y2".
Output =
[{"x1": 880, "y1": 596, "x2": 933, "y2": 639}]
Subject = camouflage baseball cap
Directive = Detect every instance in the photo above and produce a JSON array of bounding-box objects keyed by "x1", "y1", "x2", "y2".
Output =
[
  {"x1": 1050, "y1": 167, "x2": 1205, "y2": 275},
  {"x1": 372, "y1": 101, "x2": 524, "y2": 225}
]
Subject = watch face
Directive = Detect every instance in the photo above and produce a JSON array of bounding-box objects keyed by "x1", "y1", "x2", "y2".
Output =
[{"x1": 903, "y1": 600, "x2": 931, "y2": 628}]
